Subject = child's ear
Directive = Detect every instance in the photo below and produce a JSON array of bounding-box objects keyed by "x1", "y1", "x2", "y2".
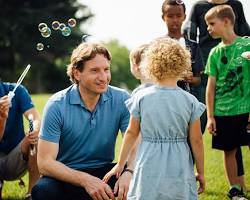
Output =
[{"x1": 162, "y1": 14, "x2": 165, "y2": 21}]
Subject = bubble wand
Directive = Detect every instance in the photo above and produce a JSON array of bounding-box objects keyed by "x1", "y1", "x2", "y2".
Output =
[
  {"x1": 8, "y1": 64, "x2": 31, "y2": 103},
  {"x1": 28, "y1": 114, "x2": 36, "y2": 156}
]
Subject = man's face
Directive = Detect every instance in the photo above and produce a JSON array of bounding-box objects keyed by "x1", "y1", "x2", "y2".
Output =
[
  {"x1": 162, "y1": 5, "x2": 186, "y2": 34},
  {"x1": 206, "y1": 17, "x2": 225, "y2": 39},
  {"x1": 74, "y1": 54, "x2": 111, "y2": 96}
]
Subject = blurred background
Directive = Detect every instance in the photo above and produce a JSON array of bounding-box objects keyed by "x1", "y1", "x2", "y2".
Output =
[{"x1": 0, "y1": 0, "x2": 249, "y2": 93}]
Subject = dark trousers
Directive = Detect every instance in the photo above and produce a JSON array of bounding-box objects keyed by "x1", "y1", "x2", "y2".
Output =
[{"x1": 31, "y1": 163, "x2": 117, "y2": 200}]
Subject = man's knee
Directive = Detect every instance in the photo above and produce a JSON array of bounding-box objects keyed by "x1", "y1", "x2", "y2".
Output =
[{"x1": 31, "y1": 177, "x2": 62, "y2": 200}]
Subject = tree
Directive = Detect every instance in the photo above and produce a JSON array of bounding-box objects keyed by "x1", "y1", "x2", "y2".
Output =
[
  {"x1": 104, "y1": 39, "x2": 139, "y2": 91},
  {"x1": 0, "y1": 0, "x2": 93, "y2": 93}
]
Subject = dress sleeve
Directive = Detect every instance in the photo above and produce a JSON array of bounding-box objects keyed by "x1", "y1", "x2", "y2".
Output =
[
  {"x1": 125, "y1": 94, "x2": 141, "y2": 119},
  {"x1": 190, "y1": 97, "x2": 206, "y2": 123}
]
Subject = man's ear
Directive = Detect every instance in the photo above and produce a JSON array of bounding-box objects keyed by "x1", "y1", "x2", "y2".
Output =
[{"x1": 73, "y1": 68, "x2": 80, "y2": 82}]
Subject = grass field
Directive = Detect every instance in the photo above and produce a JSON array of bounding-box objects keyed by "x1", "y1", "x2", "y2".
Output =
[{"x1": 2, "y1": 94, "x2": 249, "y2": 199}]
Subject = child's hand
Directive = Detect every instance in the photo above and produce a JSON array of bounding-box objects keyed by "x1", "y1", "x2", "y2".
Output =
[
  {"x1": 196, "y1": 173, "x2": 205, "y2": 194},
  {"x1": 207, "y1": 117, "x2": 216, "y2": 136},
  {"x1": 103, "y1": 164, "x2": 124, "y2": 183}
]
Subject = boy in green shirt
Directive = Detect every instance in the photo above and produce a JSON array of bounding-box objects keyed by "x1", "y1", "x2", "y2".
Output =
[{"x1": 205, "y1": 5, "x2": 250, "y2": 199}]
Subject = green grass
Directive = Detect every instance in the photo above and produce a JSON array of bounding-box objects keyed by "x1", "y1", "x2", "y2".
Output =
[{"x1": 2, "y1": 94, "x2": 249, "y2": 199}]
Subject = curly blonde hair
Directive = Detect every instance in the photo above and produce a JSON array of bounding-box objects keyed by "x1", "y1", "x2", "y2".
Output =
[{"x1": 141, "y1": 37, "x2": 191, "y2": 82}]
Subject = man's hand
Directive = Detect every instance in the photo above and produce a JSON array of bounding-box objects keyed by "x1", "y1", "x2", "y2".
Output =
[
  {"x1": 113, "y1": 171, "x2": 133, "y2": 200},
  {"x1": 82, "y1": 174, "x2": 115, "y2": 200},
  {"x1": 0, "y1": 96, "x2": 10, "y2": 119}
]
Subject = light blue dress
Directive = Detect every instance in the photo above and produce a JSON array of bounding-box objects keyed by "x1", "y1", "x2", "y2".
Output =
[{"x1": 126, "y1": 85, "x2": 205, "y2": 200}]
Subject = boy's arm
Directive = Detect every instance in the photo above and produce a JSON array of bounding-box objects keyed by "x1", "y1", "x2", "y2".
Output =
[
  {"x1": 189, "y1": 119, "x2": 205, "y2": 194},
  {"x1": 206, "y1": 76, "x2": 216, "y2": 135}
]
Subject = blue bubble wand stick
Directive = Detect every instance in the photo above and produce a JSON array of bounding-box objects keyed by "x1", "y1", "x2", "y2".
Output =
[{"x1": 8, "y1": 64, "x2": 31, "y2": 104}]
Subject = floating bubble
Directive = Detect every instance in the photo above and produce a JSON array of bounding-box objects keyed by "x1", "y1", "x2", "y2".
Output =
[
  {"x1": 62, "y1": 26, "x2": 71, "y2": 36},
  {"x1": 82, "y1": 34, "x2": 89, "y2": 42},
  {"x1": 59, "y1": 23, "x2": 66, "y2": 30},
  {"x1": 38, "y1": 23, "x2": 48, "y2": 33},
  {"x1": 176, "y1": 0, "x2": 184, "y2": 4},
  {"x1": 52, "y1": 21, "x2": 60, "y2": 30},
  {"x1": 41, "y1": 27, "x2": 51, "y2": 38},
  {"x1": 68, "y1": 18, "x2": 76, "y2": 27},
  {"x1": 36, "y1": 43, "x2": 44, "y2": 51}
]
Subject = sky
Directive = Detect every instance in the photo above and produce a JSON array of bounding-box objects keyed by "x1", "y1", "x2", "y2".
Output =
[{"x1": 80, "y1": 0, "x2": 250, "y2": 49}]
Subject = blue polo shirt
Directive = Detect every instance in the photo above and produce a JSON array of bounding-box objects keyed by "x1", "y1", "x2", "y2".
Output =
[
  {"x1": 0, "y1": 82, "x2": 34, "y2": 154},
  {"x1": 40, "y1": 84, "x2": 130, "y2": 170}
]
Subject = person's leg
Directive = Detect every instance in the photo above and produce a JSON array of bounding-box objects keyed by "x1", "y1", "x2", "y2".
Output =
[
  {"x1": 235, "y1": 147, "x2": 247, "y2": 191},
  {"x1": 32, "y1": 176, "x2": 70, "y2": 200},
  {"x1": 21, "y1": 139, "x2": 40, "y2": 195},
  {"x1": 32, "y1": 164, "x2": 118, "y2": 200},
  {"x1": 224, "y1": 149, "x2": 240, "y2": 186}
]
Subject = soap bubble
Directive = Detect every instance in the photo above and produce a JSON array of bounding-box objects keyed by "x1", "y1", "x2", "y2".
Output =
[
  {"x1": 38, "y1": 23, "x2": 48, "y2": 33},
  {"x1": 52, "y1": 21, "x2": 60, "y2": 30},
  {"x1": 61, "y1": 26, "x2": 71, "y2": 36},
  {"x1": 82, "y1": 34, "x2": 89, "y2": 42},
  {"x1": 41, "y1": 27, "x2": 51, "y2": 38},
  {"x1": 36, "y1": 43, "x2": 44, "y2": 51},
  {"x1": 59, "y1": 23, "x2": 66, "y2": 30},
  {"x1": 176, "y1": 0, "x2": 184, "y2": 4},
  {"x1": 68, "y1": 18, "x2": 76, "y2": 27}
]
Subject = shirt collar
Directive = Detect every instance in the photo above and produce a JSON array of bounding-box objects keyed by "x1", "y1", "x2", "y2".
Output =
[{"x1": 69, "y1": 84, "x2": 111, "y2": 106}]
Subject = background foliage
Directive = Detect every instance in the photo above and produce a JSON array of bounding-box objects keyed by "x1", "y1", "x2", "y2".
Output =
[{"x1": 0, "y1": 0, "x2": 137, "y2": 93}]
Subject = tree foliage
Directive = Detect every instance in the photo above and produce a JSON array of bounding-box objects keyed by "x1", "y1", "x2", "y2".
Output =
[
  {"x1": 105, "y1": 39, "x2": 139, "y2": 91},
  {"x1": 0, "y1": 0, "x2": 93, "y2": 93}
]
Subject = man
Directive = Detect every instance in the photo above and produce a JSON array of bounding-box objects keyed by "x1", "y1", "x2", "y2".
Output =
[
  {"x1": 0, "y1": 81, "x2": 40, "y2": 200},
  {"x1": 32, "y1": 42, "x2": 135, "y2": 200}
]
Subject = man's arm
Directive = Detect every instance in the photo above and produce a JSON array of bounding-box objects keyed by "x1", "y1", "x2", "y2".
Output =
[
  {"x1": 0, "y1": 96, "x2": 10, "y2": 140},
  {"x1": 37, "y1": 139, "x2": 115, "y2": 200},
  {"x1": 206, "y1": 76, "x2": 216, "y2": 135}
]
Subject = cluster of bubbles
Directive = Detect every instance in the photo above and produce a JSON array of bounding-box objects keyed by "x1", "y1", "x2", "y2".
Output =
[{"x1": 36, "y1": 18, "x2": 77, "y2": 51}]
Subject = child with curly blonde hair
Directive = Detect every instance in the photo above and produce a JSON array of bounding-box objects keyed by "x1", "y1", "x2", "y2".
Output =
[{"x1": 103, "y1": 37, "x2": 206, "y2": 200}]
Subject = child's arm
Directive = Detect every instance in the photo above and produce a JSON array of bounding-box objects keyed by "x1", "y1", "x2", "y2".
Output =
[
  {"x1": 189, "y1": 119, "x2": 205, "y2": 194},
  {"x1": 206, "y1": 76, "x2": 217, "y2": 135},
  {"x1": 0, "y1": 96, "x2": 10, "y2": 141},
  {"x1": 103, "y1": 115, "x2": 140, "y2": 182}
]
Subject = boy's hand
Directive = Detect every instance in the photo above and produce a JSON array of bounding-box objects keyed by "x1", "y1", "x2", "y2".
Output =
[
  {"x1": 207, "y1": 117, "x2": 216, "y2": 135},
  {"x1": 103, "y1": 164, "x2": 124, "y2": 183}
]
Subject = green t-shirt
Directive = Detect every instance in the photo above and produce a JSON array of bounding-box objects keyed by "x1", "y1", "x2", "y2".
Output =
[{"x1": 205, "y1": 37, "x2": 250, "y2": 116}]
